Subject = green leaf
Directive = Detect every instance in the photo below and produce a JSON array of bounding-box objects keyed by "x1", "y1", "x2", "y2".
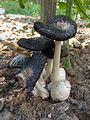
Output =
[
  {"x1": 19, "y1": 0, "x2": 25, "y2": 9},
  {"x1": 57, "y1": 1, "x2": 66, "y2": 10},
  {"x1": 31, "y1": 27, "x2": 36, "y2": 35},
  {"x1": 74, "y1": 0, "x2": 90, "y2": 18}
]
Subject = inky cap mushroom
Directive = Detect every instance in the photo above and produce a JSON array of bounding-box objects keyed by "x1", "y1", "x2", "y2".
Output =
[
  {"x1": 35, "y1": 15, "x2": 76, "y2": 101},
  {"x1": 34, "y1": 15, "x2": 77, "y2": 41},
  {"x1": 9, "y1": 52, "x2": 47, "y2": 93},
  {"x1": 17, "y1": 37, "x2": 54, "y2": 51},
  {"x1": 9, "y1": 54, "x2": 31, "y2": 68},
  {"x1": 17, "y1": 37, "x2": 68, "y2": 59}
]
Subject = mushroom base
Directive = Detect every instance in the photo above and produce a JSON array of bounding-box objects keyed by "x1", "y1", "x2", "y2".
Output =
[
  {"x1": 32, "y1": 68, "x2": 49, "y2": 99},
  {"x1": 48, "y1": 80, "x2": 71, "y2": 101}
]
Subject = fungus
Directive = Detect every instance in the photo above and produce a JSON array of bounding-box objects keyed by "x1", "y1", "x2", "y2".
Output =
[
  {"x1": 17, "y1": 37, "x2": 54, "y2": 51},
  {"x1": 11, "y1": 36, "x2": 68, "y2": 99},
  {"x1": 9, "y1": 52, "x2": 47, "y2": 95},
  {"x1": 17, "y1": 37, "x2": 68, "y2": 59},
  {"x1": 9, "y1": 15, "x2": 77, "y2": 101},
  {"x1": 17, "y1": 36, "x2": 68, "y2": 81},
  {"x1": 34, "y1": 15, "x2": 77, "y2": 101}
]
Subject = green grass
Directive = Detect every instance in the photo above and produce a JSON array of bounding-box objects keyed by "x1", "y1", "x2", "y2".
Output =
[{"x1": 0, "y1": 0, "x2": 40, "y2": 16}]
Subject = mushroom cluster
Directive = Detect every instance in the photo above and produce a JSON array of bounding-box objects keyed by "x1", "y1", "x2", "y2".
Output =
[{"x1": 9, "y1": 15, "x2": 77, "y2": 101}]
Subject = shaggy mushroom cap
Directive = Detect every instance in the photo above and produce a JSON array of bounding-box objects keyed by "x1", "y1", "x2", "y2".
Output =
[
  {"x1": 17, "y1": 37, "x2": 54, "y2": 51},
  {"x1": 9, "y1": 54, "x2": 31, "y2": 68},
  {"x1": 23, "y1": 52, "x2": 47, "y2": 93},
  {"x1": 34, "y1": 15, "x2": 77, "y2": 41},
  {"x1": 17, "y1": 37, "x2": 68, "y2": 59},
  {"x1": 9, "y1": 52, "x2": 47, "y2": 93}
]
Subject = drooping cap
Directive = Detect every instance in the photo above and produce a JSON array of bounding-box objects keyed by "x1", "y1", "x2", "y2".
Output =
[
  {"x1": 34, "y1": 15, "x2": 77, "y2": 41},
  {"x1": 24, "y1": 52, "x2": 47, "y2": 92},
  {"x1": 9, "y1": 54, "x2": 31, "y2": 68},
  {"x1": 17, "y1": 37, "x2": 54, "y2": 51},
  {"x1": 9, "y1": 52, "x2": 47, "y2": 93},
  {"x1": 17, "y1": 37, "x2": 68, "y2": 59}
]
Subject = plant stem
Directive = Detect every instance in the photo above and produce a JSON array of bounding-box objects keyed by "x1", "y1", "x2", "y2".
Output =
[
  {"x1": 66, "y1": 0, "x2": 73, "y2": 18},
  {"x1": 63, "y1": 0, "x2": 73, "y2": 69}
]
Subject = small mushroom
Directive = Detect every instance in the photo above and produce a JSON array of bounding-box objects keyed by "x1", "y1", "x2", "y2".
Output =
[
  {"x1": 9, "y1": 52, "x2": 47, "y2": 94},
  {"x1": 34, "y1": 15, "x2": 77, "y2": 101}
]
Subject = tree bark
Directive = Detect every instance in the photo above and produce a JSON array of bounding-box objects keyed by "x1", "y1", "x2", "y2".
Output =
[{"x1": 40, "y1": 0, "x2": 57, "y2": 23}]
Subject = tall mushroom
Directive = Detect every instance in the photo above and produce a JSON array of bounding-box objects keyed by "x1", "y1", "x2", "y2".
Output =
[{"x1": 34, "y1": 15, "x2": 77, "y2": 101}]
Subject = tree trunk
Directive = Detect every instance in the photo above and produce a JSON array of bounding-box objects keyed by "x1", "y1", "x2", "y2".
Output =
[
  {"x1": 40, "y1": 0, "x2": 57, "y2": 81},
  {"x1": 40, "y1": 0, "x2": 57, "y2": 23}
]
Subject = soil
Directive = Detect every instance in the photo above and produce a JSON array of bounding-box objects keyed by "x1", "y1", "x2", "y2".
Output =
[{"x1": 0, "y1": 14, "x2": 90, "y2": 120}]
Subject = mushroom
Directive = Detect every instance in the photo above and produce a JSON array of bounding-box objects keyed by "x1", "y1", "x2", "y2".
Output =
[
  {"x1": 17, "y1": 36, "x2": 68, "y2": 81},
  {"x1": 9, "y1": 53, "x2": 49, "y2": 99},
  {"x1": 9, "y1": 52, "x2": 48, "y2": 97},
  {"x1": 34, "y1": 15, "x2": 77, "y2": 101},
  {"x1": 17, "y1": 36, "x2": 54, "y2": 85},
  {"x1": 17, "y1": 37, "x2": 54, "y2": 52},
  {"x1": 9, "y1": 35, "x2": 68, "y2": 99}
]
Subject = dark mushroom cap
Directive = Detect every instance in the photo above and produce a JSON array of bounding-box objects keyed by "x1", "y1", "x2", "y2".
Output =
[
  {"x1": 34, "y1": 15, "x2": 77, "y2": 41},
  {"x1": 9, "y1": 54, "x2": 31, "y2": 68},
  {"x1": 16, "y1": 37, "x2": 68, "y2": 59},
  {"x1": 17, "y1": 37, "x2": 54, "y2": 51},
  {"x1": 17, "y1": 38, "x2": 68, "y2": 59},
  {"x1": 9, "y1": 52, "x2": 47, "y2": 93},
  {"x1": 24, "y1": 52, "x2": 47, "y2": 92},
  {"x1": 42, "y1": 46, "x2": 68, "y2": 59}
]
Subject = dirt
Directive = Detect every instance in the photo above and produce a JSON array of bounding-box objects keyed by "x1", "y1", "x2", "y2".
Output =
[{"x1": 0, "y1": 14, "x2": 90, "y2": 120}]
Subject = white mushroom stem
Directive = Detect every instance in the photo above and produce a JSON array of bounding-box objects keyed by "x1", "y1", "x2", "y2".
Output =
[
  {"x1": 32, "y1": 68, "x2": 49, "y2": 99},
  {"x1": 50, "y1": 41, "x2": 62, "y2": 82},
  {"x1": 49, "y1": 41, "x2": 71, "y2": 101},
  {"x1": 45, "y1": 59, "x2": 53, "y2": 81}
]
